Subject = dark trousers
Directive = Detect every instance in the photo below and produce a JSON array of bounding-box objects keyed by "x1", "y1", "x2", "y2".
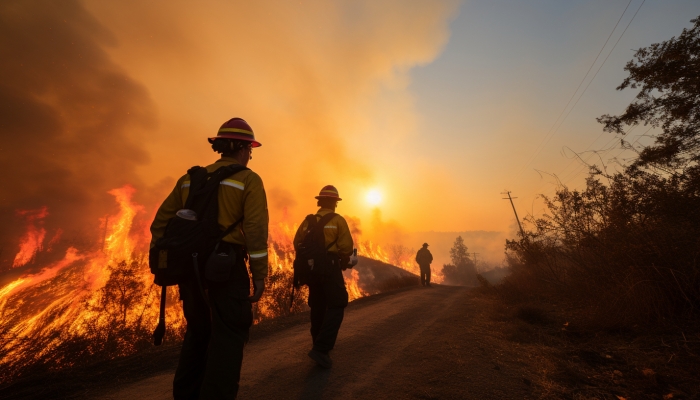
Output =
[
  {"x1": 307, "y1": 267, "x2": 349, "y2": 353},
  {"x1": 419, "y1": 265, "x2": 431, "y2": 286},
  {"x1": 173, "y1": 266, "x2": 252, "y2": 399}
]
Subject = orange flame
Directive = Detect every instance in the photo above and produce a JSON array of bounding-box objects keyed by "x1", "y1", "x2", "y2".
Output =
[
  {"x1": 1, "y1": 188, "x2": 427, "y2": 380},
  {"x1": 103, "y1": 185, "x2": 143, "y2": 260},
  {"x1": 12, "y1": 207, "x2": 49, "y2": 268},
  {"x1": 345, "y1": 269, "x2": 367, "y2": 301},
  {"x1": 0, "y1": 186, "x2": 185, "y2": 379}
]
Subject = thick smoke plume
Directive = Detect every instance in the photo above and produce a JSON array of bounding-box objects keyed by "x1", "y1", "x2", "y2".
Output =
[{"x1": 0, "y1": 0, "x2": 155, "y2": 269}]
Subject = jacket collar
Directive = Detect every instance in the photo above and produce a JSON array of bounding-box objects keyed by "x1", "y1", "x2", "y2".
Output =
[
  {"x1": 317, "y1": 207, "x2": 335, "y2": 216},
  {"x1": 216, "y1": 156, "x2": 241, "y2": 165}
]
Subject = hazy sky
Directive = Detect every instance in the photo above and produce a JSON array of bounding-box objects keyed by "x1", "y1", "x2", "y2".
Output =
[
  {"x1": 87, "y1": 0, "x2": 700, "y2": 240},
  {"x1": 408, "y1": 0, "x2": 700, "y2": 231},
  {"x1": 3, "y1": 0, "x2": 699, "y2": 265}
]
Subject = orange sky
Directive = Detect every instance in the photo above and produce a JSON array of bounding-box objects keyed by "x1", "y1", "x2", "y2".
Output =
[{"x1": 84, "y1": 0, "x2": 462, "y2": 231}]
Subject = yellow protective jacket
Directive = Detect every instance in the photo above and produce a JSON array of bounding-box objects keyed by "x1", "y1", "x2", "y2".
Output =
[
  {"x1": 150, "y1": 157, "x2": 269, "y2": 280},
  {"x1": 293, "y1": 208, "x2": 354, "y2": 257}
]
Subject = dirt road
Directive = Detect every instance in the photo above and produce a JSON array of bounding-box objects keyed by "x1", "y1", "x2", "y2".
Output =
[{"x1": 100, "y1": 286, "x2": 538, "y2": 399}]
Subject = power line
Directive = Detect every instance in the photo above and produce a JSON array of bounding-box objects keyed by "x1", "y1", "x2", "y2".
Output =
[
  {"x1": 516, "y1": 0, "x2": 634, "y2": 178},
  {"x1": 546, "y1": 0, "x2": 646, "y2": 142},
  {"x1": 522, "y1": 0, "x2": 647, "y2": 198}
]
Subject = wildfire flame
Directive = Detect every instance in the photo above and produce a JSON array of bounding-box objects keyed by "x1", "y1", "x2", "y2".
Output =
[
  {"x1": 0, "y1": 186, "x2": 181, "y2": 380},
  {"x1": 12, "y1": 207, "x2": 49, "y2": 268},
  {"x1": 345, "y1": 269, "x2": 368, "y2": 301},
  {"x1": 0, "y1": 186, "x2": 423, "y2": 381}
]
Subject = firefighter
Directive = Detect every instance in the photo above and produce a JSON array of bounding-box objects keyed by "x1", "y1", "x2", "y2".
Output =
[
  {"x1": 150, "y1": 117, "x2": 269, "y2": 399},
  {"x1": 415, "y1": 243, "x2": 433, "y2": 287},
  {"x1": 293, "y1": 185, "x2": 354, "y2": 369}
]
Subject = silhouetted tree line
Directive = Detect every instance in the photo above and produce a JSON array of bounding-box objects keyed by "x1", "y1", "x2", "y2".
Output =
[{"x1": 504, "y1": 17, "x2": 700, "y2": 326}]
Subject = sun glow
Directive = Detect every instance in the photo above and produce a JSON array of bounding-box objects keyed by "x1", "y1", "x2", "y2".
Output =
[{"x1": 366, "y1": 189, "x2": 382, "y2": 206}]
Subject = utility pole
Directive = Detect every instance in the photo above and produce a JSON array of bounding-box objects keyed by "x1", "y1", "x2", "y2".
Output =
[
  {"x1": 472, "y1": 252, "x2": 480, "y2": 273},
  {"x1": 502, "y1": 191, "x2": 525, "y2": 238}
]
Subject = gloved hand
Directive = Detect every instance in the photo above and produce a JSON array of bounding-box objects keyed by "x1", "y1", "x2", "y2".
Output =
[{"x1": 249, "y1": 279, "x2": 265, "y2": 302}]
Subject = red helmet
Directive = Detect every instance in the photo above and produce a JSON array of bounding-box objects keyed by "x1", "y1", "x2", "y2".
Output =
[
  {"x1": 315, "y1": 185, "x2": 342, "y2": 201},
  {"x1": 208, "y1": 117, "x2": 262, "y2": 147}
]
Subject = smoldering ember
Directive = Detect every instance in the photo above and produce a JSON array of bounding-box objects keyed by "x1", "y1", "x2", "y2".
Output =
[{"x1": 1, "y1": 1, "x2": 699, "y2": 399}]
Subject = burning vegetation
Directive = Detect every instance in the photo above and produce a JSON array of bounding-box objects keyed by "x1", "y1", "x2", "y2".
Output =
[{"x1": 0, "y1": 186, "x2": 417, "y2": 383}]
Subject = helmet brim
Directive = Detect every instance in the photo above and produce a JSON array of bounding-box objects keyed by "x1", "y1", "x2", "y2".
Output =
[
  {"x1": 315, "y1": 195, "x2": 342, "y2": 201},
  {"x1": 208, "y1": 134, "x2": 262, "y2": 147}
]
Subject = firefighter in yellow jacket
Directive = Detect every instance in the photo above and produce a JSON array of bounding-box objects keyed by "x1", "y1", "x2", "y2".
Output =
[
  {"x1": 293, "y1": 185, "x2": 354, "y2": 369},
  {"x1": 150, "y1": 117, "x2": 268, "y2": 399}
]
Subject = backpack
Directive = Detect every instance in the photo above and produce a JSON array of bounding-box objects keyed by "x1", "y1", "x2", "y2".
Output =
[
  {"x1": 293, "y1": 213, "x2": 338, "y2": 287},
  {"x1": 149, "y1": 163, "x2": 248, "y2": 345}
]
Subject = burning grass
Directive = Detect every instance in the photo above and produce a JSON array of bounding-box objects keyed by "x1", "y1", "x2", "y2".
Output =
[{"x1": 0, "y1": 186, "x2": 420, "y2": 384}]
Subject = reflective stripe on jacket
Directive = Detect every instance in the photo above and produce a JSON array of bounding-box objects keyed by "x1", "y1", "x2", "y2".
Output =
[
  {"x1": 150, "y1": 156, "x2": 269, "y2": 280},
  {"x1": 293, "y1": 208, "x2": 354, "y2": 257}
]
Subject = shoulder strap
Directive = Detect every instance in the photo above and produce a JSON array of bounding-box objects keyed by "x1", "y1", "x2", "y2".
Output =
[
  {"x1": 315, "y1": 213, "x2": 339, "y2": 250},
  {"x1": 214, "y1": 164, "x2": 249, "y2": 240},
  {"x1": 193, "y1": 164, "x2": 250, "y2": 196},
  {"x1": 183, "y1": 166, "x2": 207, "y2": 209},
  {"x1": 315, "y1": 212, "x2": 338, "y2": 228},
  {"x1": 218, "y1": 215, "x2": 244, "y2": 241}
]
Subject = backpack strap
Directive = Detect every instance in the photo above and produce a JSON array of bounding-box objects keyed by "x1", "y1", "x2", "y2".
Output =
[
  {"x1": 183, "y1": 166, "x2": 207, "y2": 209},
  {"x1": 315, "y1": 212, "x2": 338, "y2": 228},
  {"x1": 218, "y1": 215, "x2": 244, "y2": 241},
  {"x1": 194, "y1": 164, "x2": 250, "y2": 197},
  {"x1": 314, "y1": 212, "x2": 339, "y2": 251},
  {"x1": 213, "y1": 164, "x2": 250, "y2": 242}
]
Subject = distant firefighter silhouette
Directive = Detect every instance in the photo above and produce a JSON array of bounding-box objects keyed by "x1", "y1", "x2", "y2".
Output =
[
  {"x1": 415, "y1": 243, "x2": 433, "y2": 287},
  {"x1": 293, "y1": 185, "x2": 355, "y2": 369}
]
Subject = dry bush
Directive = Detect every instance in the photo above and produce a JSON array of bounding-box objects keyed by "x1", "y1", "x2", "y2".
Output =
[
  {"x1": 253, "y1": 263, "x2": 308, "y2": 322},
  {"x1": 503, "y1": 171, "x2": 700, "y2": 327}
]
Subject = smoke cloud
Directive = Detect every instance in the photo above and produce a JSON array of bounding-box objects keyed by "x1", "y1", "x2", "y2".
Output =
[
  {"x1": 84, "y1": 0, "x2": 458, "y2": 224},
  {"x1": 0, "y1": 0, "x2": 156, "y2": 268},
  {"x1": 1, "y1": 0, "x2": 460, "y2": 268}
]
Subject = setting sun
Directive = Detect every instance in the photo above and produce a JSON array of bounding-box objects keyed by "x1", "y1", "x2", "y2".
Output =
[{"x1": 366, "y1": 189, "x2": 382, "y2": 206}]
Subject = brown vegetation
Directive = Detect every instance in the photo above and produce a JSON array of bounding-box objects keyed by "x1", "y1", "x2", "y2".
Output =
[{"x1": 501, "y1": 16, "x2": 700, "y2": 329}]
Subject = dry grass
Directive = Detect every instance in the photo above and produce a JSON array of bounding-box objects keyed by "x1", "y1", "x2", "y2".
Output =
[{"x1": 483, "y1": 289, "x2": 700, "y2": 399}]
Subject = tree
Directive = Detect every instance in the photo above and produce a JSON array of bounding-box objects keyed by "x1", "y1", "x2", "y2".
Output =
[
  {"x1": 442, "y1": 236, "x2": 477, "y2": 286},
  {"x1": 449, "y1": 236, "x2": 470, "y2": 266},
  {"x1": 388, "y1": 244, "x2": 413, "y2": 267},
  {"x1": 100, "y1": 260, "x2": 145, "y2": 324},
  {"x1": 598, "y1": 17, "x2": 700, "y2": 171}
]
